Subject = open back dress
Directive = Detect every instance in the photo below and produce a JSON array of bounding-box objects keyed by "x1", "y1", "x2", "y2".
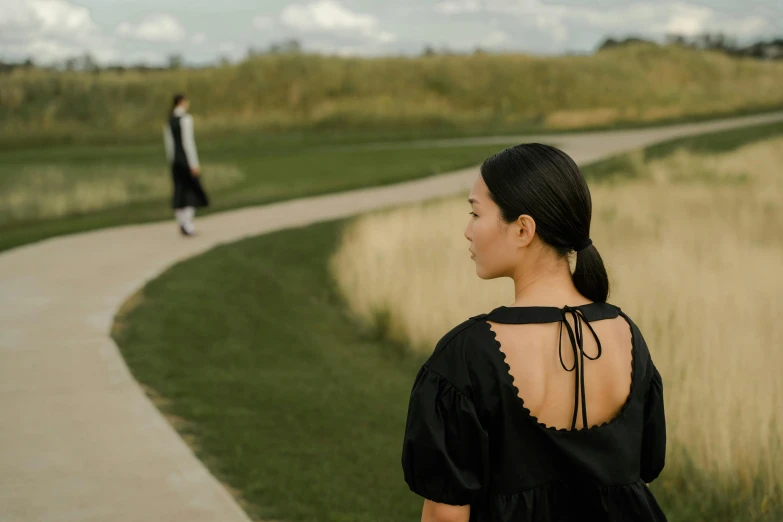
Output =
[{"x1": 401, "y1": 302, "x2": 667, "y2": 521}]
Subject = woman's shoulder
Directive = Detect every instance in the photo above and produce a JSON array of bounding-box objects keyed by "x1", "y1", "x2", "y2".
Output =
[
  {"x1": 613, "y1": 307, "x2": 651, "y2": 356},
  {"x1": 604, "y1": 305, "x2": 657, "y2": 386},
  {"x1": 429, "y1": 313, "x2": 493, "y2": 361},
  {"x1": 421, "y1": 313, "x2": 499, "y2": 394}
]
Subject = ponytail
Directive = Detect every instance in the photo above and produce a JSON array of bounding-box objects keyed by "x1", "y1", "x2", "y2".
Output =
[{"x1": 572, "y1": 244, "x2": 610, "y2": 303}]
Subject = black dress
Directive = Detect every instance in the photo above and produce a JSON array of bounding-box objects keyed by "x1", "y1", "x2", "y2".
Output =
[
  {"x1": 169, "y1": 114, "x2": 209, "y2": 210},
  {"x1": 401, "y1": 302, "x2": 667, "y2": 521}
]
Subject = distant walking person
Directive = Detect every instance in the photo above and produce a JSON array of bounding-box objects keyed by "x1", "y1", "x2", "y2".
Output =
[{"x1": 163, "y1": 94, "x2": 209, "y2": 236}]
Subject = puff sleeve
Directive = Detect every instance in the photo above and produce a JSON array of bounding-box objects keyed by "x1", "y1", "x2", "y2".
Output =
[{"x1": 402, "y1": 364, "x2": 489, "y2": 506}]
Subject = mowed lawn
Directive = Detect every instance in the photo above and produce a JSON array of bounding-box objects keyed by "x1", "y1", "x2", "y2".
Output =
[
  {"x1": 0, "y1": 137, "x2": 514, "y2": 252},
  {"x1": 113, "y1": 219, "x2": 426, "y2": 522},
  {"x1": 113, "y1": 121, "x2": 783, "y2": 522}
]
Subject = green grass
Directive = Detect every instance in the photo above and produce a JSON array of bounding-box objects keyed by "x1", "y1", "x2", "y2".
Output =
[
  {"x1": 644, "y1": 120, "x2": 783, "y2": 159},
  {"x1": 113, "y1": 219, "x2": 428, "y2": 522},
  {"x1": 582, "y1": 120, "x2": 783, "y2": 183},
  {"x1": 0, "y1": 139, "x2": 513, "y2": 252}
]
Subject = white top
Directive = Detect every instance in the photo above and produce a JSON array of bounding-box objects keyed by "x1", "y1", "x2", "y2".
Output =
[{"x1": 163, "y1": 106, "x2": 200, "y2": 168}]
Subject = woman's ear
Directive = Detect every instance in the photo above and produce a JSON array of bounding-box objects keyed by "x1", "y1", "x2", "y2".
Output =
[{"x1": 514, "y1": 214, "x2": 536, "y2": 248}]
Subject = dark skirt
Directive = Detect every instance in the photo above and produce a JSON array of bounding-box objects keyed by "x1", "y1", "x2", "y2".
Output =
[{"x1": 171, "y1": 163, "x2": 209, "y2": 209}]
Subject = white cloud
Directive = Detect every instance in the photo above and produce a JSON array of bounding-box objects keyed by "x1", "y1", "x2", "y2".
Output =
[
  {"x1": 117, "y1": 14, "x2": 185, "y2": 43},
  {"x1": 655, "y1": 3, "x2": 769, "y2": 40},
  {"x1": 282, "y1": 0, "x2": 373, "y2": 32},
  {"x1": 191, "y1": 32, "x2": 207, "y2": 45},
  {"x1": 253, "y1": 15, "x2": 275, "y2": 30},
  {"x1": 0, "y1": 0, "x2": 114, "y2": 62},
  {"x1": 280, "y1": 0, "x2": 396, "y2": 43},
  {"x1": 657, "y1": 3, "x2": 713, "y2": 36},
  {"x1": 31, "y1": 0, "x2": 95, "y2": 31}
]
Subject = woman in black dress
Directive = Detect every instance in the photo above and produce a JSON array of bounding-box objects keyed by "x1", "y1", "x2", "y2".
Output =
[
  {"x1": 163, "y1": 94, "x2": 209, "y2": 236},
  {"x1": 402, "y1": 144, "x2": 667, "y2": 521}
]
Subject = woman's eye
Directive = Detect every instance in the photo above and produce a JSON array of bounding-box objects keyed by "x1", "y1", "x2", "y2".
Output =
[{"x1": 469, "y1": 212, "x2": 478, "y2": 217}]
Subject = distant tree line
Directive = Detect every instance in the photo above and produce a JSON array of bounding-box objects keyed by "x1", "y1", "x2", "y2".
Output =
[
  {"x1": 2, "y1": 32, "x2": 782, "y2": 74},
  {"x1": 0, "y1": 38, "x2": 308, "y2": 74},
  {"x1": 599, "y1": 32, "x2": 783, "y2": 60},
  {"x1": 0, "y1": 52, "x2": 175, "y2": 74}
]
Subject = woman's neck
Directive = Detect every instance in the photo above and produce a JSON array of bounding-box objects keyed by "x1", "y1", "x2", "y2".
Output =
[{"x1": 510, "y1": 258, "x2": 588, "y2": 308}]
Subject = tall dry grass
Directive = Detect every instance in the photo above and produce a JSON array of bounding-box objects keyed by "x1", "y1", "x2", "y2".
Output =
[
  {"x1": 331, "y1": 137, "x2": 783, "y2": 512},
  {"x1": 0, "y1": 163, "x2": 244, "y2": 224},
  {"x1": 4, "y1": 44, "x2": 783, "y2": 145}
]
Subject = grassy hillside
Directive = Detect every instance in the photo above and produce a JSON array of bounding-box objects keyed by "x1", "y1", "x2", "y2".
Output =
[{"x1": 4, "y1": 43, "x2": 783, "y2": 147}]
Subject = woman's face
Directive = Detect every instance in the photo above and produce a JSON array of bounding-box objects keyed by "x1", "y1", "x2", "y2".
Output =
[{"x1": 464, "y1": 175, "x2": 535, "y2": 279}]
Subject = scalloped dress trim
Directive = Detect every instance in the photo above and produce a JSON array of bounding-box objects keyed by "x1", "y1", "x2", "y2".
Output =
[{"x1": 481, "y1": 312, "x2": 636, "y2": 433}]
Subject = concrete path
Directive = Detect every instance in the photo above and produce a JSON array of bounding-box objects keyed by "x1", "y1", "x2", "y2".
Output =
[{"x1": 1, "y1": 111, "x2": 782, "y2": 522}]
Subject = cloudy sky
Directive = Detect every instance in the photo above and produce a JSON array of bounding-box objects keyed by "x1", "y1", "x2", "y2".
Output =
[{"x1": 1, "y1": 0, "x2": 781, "y2": 65}]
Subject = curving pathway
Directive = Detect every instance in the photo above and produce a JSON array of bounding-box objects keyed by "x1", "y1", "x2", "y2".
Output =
[{"x1": 1, "y1": 111, "x2": 783, "y2": 522}]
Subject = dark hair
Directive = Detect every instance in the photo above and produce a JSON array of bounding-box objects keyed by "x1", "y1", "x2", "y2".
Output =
[
  {"x1": 170, "y1": 93, "x2": 186, "y2": 115},
  {"x1": 480, "y1": 143, "x2": 609, "y2": 302}
]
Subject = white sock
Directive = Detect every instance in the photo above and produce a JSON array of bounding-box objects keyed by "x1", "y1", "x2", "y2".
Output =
[
  {"x1": 183, "y1": 206, "x2": 196, "y2": 234},
  {"x1": 175, "y1": 209, "x2": 185, "y2": 227}
]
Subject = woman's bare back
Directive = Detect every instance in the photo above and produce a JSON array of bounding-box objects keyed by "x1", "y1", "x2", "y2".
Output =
[{"x1": 488, "y1": 312, "x2": 633, "y2": 430}]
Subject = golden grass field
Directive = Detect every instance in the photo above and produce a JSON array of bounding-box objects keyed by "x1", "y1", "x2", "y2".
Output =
[
  {"x1": 0, "y1": 163, "x2": 243, "y2": 224},
  {"x1": 4, "y1": 44, "x2": 783, "y2": 143},
  {"x1": 331, "y1": 137, "x2": 783, "y2": 509}
]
